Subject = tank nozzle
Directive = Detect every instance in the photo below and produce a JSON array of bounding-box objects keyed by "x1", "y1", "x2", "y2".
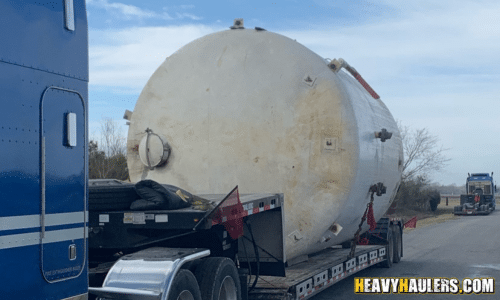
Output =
[{"x1": 230, "y1": 18, "x2": 244, "y2": 29}]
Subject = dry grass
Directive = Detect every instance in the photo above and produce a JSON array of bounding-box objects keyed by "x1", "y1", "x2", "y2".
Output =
[{"x1": 387, "y1": 196, "x2": 462, "y2": 231}]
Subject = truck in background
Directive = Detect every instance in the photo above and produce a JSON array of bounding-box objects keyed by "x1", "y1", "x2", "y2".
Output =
[
  {"x1": 0, "y1": 1, "x2": 88, "y2": 299},
  {"x1": 454, "y1": 173, "x2": 496, "y2": 215}
]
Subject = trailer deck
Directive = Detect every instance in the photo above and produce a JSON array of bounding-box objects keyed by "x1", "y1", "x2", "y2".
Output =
[
  {"x1": 89, "y1": 189, "x2": 397, "y2": 300},
  {"x1": 249, "y1": 245, "x2": 387, "y2": 300},
  {"x1": 89, "y1": 193, "x2": 283, "y2": 250}
]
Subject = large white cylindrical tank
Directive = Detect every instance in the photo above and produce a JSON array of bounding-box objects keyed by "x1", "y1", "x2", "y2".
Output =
[{"x1": 126, "y1": 28, "x2": 403, "y2": 261}]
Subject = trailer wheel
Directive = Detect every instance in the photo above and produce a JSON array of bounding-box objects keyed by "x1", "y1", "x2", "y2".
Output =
[
  {"x1": 380, "y1": 227, "x2": 393, "y2": 268},
  {"x1": 392, "y1": 225, "x2": 402, "y2": 263},
  {"x1": 168, "y1": 269, "x2": 202, "y2": 300},
  {"x1": 195, "y1": 257, "x2": 241, "y2": 300}
]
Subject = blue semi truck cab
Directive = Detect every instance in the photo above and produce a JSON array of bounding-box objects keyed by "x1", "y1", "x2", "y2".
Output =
[
  {"x1": 454, "y1": 173, "x2": 496, "y2": 215},
  {"x1": 0, "y1": 1, "x2": 88, "y2": 299}
]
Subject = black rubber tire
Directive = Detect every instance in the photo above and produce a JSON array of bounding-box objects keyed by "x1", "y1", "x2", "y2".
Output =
[
  {"x1": 168, "y1": 269, "x2": 202, "y2": 300},
  {"x1": 132, "y1": 180, "x2": 191, "y2": 210},
  {"x1": 195, "y1": 257, "x2": 241, "y2": 300},
  {"x1": 89, "y1": 179, "x2": 140, "y2": 211},
  {"x1": 381, "y1": 227, "x2": 393, "y2": 268},
  {"x1": 392, "y1": 225, "x2": 402, "y2": 263},
  {"x1": 89, "y1": 179, "x2": 194, "y2": 212}
]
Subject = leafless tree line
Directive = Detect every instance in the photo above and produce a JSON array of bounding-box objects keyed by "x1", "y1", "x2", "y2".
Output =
[
  {"x1": 399, "y1": 122, "x2": 450, "y2": 181},
  {"x1": 89, "y1": 118, "x2": 128, "y2": 180}
]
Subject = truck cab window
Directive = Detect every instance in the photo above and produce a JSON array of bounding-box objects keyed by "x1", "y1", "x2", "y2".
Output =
[{"x1": 484, "y1": 185, "x2": 491, "y2": 195}]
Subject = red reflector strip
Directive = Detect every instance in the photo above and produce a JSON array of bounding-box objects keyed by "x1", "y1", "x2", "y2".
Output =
[{"x1": 211, "y1": 200, "x2": 277, "y2": 225}]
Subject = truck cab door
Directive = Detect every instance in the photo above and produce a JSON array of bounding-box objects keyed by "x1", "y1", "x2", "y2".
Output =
[{"x1": 40, "y1": 87, "x2": 86, "y2": 282}]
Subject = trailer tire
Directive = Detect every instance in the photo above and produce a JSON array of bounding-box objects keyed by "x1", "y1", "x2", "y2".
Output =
[
  {"x1": 380, "y1": 227, "x2": 393, "y2": 268},
  {"x1": 392, "y1": 225, "x2": 402, "y2": 263},
  {"x1": 195, "y1": 257, "x2": 241, "y2": 300},
  {"x1": 89, "y1": 179, "x2": 140, "y2": 211},
  {"x1": 168, "y1": 269, "x2": 202, "y2": 300}
]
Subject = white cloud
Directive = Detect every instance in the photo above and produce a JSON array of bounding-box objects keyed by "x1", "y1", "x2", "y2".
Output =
[
  {"x1": 175, "y1": 12, "x2": 202, "y2": 21},
  {"x1": 89, "y1": 25, "x2": 223, "y2": 89},
  {"x1": 87, "y1": 0, "x2": 167, "y2": 19},
  {"x1": 281, "y1": 2, "x2": 500, "y2": 78},
  {"x1": 87, "y1": 0, "x2": 202, "y2": 21},
  {"x1": 278, "y1": 1, "x2": 500, "y2": 132},
  {"x1": 87, "y1": 1, "x2": 497, "y2": 90}
]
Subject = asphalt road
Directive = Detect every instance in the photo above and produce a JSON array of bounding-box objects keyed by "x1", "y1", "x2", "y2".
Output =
[{"x1": 311, "y1": 211, "x2": 500, "y2": 299}]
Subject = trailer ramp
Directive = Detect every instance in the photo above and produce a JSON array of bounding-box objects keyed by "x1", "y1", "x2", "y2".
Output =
[{"x1": 249, "y1": 245, "x2": 387, "y2": 300}]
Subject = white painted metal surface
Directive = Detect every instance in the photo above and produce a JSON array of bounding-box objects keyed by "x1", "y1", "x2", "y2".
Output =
[{"x1": 126, "y1": 28, "x2": 403, "y2": 261}]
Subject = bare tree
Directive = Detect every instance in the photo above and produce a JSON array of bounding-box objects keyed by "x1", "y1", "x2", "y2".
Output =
[
  {"x1": 89, "y1": 118, "x2": 128, "y2": 180},
  {"x1": 398, "y1": 122, "x2": 450, "y2": 180},
  {"x1": 99, "y1": 118, "x2": 126, "y2": 157},
  {"x1": 388, "y1": 122, "x2": 450, "y2": 213}
]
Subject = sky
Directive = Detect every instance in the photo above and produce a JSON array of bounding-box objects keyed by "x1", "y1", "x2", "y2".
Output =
[{"x1": 85, "y1": 0, "x2": 500, "y2": 186}]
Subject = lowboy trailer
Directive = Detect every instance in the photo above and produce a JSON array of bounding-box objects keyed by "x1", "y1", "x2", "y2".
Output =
[{"x1": 88, "y1": 184, "x2": 403, "y2": 300}]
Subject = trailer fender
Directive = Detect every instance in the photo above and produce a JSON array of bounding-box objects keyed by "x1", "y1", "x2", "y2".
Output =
[{"x1": 88, "y1": 247, "x2": 210, "y2": 300}]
